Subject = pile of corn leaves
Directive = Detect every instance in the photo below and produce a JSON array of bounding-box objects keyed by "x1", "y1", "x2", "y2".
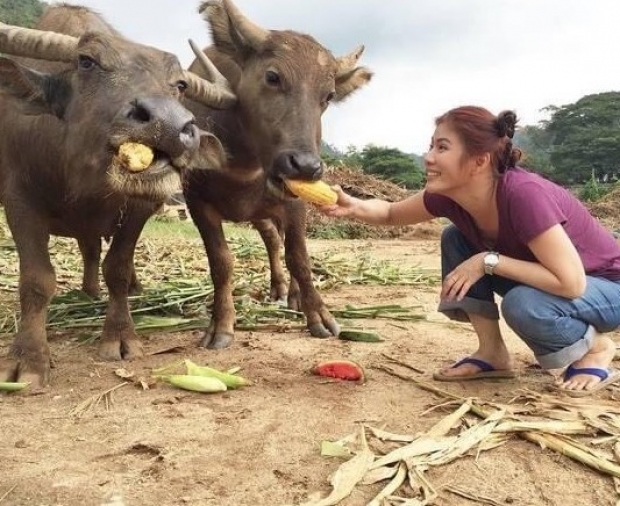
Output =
[
  {"x1": 294, "y1": 376, "x2": 620, "y2": 505},
  {"x1": 0, "y1": 218, "x2": 439, "y2": 336}
]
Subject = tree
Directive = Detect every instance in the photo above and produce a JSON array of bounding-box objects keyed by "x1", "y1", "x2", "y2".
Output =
[
  {"x1": 347, "y1": 144, "x2": 425, "y2": 189},
  {"x1": 544, "y1": 92, "x2": 620, "y2": 184},
  {"x1": 0, "y1": 0, "x2": 47, "y2": 28},
  {"x1": 515, "y1": 124, "x2": 556, "y2": 180}
]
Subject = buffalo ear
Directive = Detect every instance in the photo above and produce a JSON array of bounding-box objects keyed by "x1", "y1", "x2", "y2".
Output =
[
  {"x1": 334, "y1": 66, "x2": 373, "y2": 103},
  {"x1": 194, "y1": 130, "x2": 228, "y2": 170},
  {"x1": 200, "y1": 1, "x2": 253, "y2": 63},
  {"x1": 0, "y1": 58, "x2": 70, "y2": 117}
]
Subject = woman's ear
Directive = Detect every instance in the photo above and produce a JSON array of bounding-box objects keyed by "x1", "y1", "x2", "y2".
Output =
[{"x1": 474, "y1": 152, "x2": 492, "y2": 172}]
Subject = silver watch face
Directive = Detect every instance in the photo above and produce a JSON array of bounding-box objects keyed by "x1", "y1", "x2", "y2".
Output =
[{"x1": 484, "y1": 253, "x2": 499, "y2": 268}]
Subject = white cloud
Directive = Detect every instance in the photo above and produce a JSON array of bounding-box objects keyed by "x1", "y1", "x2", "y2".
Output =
[{"x1": 53, "y1": 0, "x2": 620, "y2": 154}]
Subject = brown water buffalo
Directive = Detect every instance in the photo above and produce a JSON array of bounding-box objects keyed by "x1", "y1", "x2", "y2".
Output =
[
  {"x1": 0, "y1": 5, "x2": 235, "y2": 386},
  {"x1": 182, "y1": 0, "x2": 372, "y2": 349}
]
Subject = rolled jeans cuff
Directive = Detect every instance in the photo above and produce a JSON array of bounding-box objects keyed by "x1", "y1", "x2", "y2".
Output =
[
  {"x1": 438, "y1": 296, "x2": 500, "y2": 322},
  {"x1": 535, "y1": 325, "x2": 596, "y2": 369}
]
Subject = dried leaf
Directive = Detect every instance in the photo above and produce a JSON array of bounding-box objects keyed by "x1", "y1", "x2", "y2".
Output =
[
  {"x1": 367, "y1": 426, "x2": 415, "y2": 443},
  {"x1": 425, "y1": 400, "x2": 472, "y2": 437},
  {"x1": 367, "y1": 461, "x2": 407, "y2": 506},
  {"x1": 114, "y1": 368, "x2": 135, "y2": 379},
  {"x1": 301, "y1": 426, "x2": 374, "y2": 506},
  {"x1": 360, "y1": 465, "x2": 398, "y2": 485},
  {"x1": 320, "y1": 441, "x2": 352, "y2": 458},
  {"x1": 369, "y1": 436, "x2": 456, "y2": 470}
]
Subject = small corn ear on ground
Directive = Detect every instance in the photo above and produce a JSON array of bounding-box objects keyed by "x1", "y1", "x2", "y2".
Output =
[
  {"x1": 158, "y1": 374, "x2": 227, "y2": 393},
  {"x1": 184, "y1": 359, "x2": 252, "y2": 389},
  {"x1": 283, "y1": 178, "x2": 338, "y2": 206},
  {"x1": 0, "y1": 381, "x2": 30, "y2": 392},
  {"x1": 116, "y1": 142, "x2": 154, "y2": 172}
]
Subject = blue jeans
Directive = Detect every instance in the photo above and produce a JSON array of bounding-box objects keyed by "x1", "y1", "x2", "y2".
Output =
[{"x1": 439, "y1": 225, "x2": 620, "y2": 369}]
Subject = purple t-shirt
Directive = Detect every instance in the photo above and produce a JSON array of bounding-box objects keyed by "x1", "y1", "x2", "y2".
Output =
[{"x1": 423, "y1": 167, "x2": 620, "y2": 281}]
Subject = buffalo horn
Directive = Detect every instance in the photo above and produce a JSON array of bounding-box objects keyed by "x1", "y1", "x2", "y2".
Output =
[
  {"x1": 0, "y1": 22, "x2": 77, "y2": 62},
  {"x1": 188, "y1": 38, "x2": 231, "y2": 90},
  {"x1": 183, "y1": 70, "x2": 237, "y2": 110},
  {"x1": 336, "y1": 44, "x2": 365, "y2": 77},
  {"x1": 221, "y1": 0, "x2": 269, "y2": 50}
]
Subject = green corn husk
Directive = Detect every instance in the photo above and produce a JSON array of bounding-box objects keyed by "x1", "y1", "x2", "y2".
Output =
[
  {"x1": 338, "y1": 329, "x2": 384, "y2": 342},
  {"x1": 0, "y1": 381, "x2": 29, "y2": 392},
  {"x1": 184, "y1": 359, "x2": 252, "y2": 389}
]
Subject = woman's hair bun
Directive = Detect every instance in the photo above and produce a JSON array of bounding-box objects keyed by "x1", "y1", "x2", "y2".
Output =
[{"x1": 495, "y1": 110, "x2": 518, "y2": 139}]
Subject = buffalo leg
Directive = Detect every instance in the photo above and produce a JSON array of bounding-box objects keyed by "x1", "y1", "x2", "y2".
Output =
[
  {"x1": 77, "y1": 235, "x2": 102, "y2": 298},
  {"x1": 99, "y1": 207, "x2": 151, "y2": 361},
  {"x1": 1, "y1": 206, "x2": 55, "y2": 386},
  {"x1": 252, "y1": 219, "x2": 288, "y2": 303},
  {"x1": 283, "y1": 203, "x2": 340, "y2": 338},
  {"x1": 128, "y1": 263, "x2": 143, "y2": 296},
  {"x1": 78, "y1": 235, "x2": 142, "y2": 297},
  {"x1": 187, "y1": 199, "x2": 235, "y2": 349}
]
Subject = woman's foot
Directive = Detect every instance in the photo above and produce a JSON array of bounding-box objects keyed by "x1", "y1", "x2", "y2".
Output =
[
  {"x1": 435, "y1": 350, "x2": 514, "y2": 380},
  {"x1": 556, "y1": 336, "x2": 617, "y2": 393}
]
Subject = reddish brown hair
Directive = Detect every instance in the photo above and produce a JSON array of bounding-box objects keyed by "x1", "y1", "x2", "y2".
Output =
[{"x1": 435, "y1": 106, "x2": 522, "y2": 174}]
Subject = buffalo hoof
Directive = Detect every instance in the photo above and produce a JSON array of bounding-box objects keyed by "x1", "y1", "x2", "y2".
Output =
[
  {"x1": 81, "y1": 284, "x2": 101, "y2": 299},
  {"x1": 198, "y1": 331, "x2": 233, "y2": 349},
  {"x1": 0, "y1": 356, "x2": 50, "y2": 388},
  {"x1": 98, "y1": 335, "x2": 144, "y2": 361},
  {"x1": 308, "y1": 320, "x2": 341, "y2": 338},
  {"x1": 287, "y1": 292, "x2": 302, "y2": 312},
  {"x1": 269, "y1": 284, "x2": 288, "y2": 303},
  {"x1": 273, "y1": 296, "x2": 288, "y2": 307},
  {"x1": 128, "y1": 280, "x2": 144, "y2": 297}
]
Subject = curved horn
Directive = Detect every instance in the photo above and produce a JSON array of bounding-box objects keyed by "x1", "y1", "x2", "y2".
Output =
[
  {"x1": 336, "y1": 44, "x2": 365, "y2": 77},
  {"x1": 188, "y1": 38, "x2": 230, "y2": 90},
  {"x1": 221, "y1": 0, "x2": 269, "y2": 50},
  {"x1": 0, "y1": 22, "x2": 77, "y2": 61},
  {"x1": 183, "y1": 70, "x2": 237, "y2": 110}
]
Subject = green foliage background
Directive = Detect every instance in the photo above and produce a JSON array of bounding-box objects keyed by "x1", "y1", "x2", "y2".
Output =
[{"x1": 0, "y1": 0, "x2": 46, "y2": 27}]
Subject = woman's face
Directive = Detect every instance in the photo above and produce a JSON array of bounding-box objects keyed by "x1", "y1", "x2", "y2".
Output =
[{"x1": 423, "y1": 123, "x2": 472, "y2": 195}]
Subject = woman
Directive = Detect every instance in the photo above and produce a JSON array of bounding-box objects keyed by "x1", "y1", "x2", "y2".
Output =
[{"x1": 321, "y1": 105, "x2": 620, "y2": 397}]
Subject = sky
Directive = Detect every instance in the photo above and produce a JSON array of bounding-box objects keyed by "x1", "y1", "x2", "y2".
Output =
[{"x1": 57, "y1": 0, "x2": 620, "y2": 155}]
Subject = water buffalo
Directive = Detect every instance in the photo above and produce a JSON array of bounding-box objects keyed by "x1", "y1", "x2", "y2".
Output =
[
  {"x1": 182, "y1": 0, "x2": 373, "y2": 349},
  {"x1": 0, "y1": 5, "x2": 235, "y2": 386}
]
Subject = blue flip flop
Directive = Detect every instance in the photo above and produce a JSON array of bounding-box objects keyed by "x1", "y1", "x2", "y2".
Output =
[
  {"x1": 433, "y1": 357, "x2": 516, "y2": 382},
  {"x1": 555, "y1": 364, "x2": 620, "y2": 397}
]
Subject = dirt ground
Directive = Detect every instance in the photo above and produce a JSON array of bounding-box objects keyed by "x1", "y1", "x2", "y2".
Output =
[{"x1": 2, "y1": 237, "x2": 620, "y2": 506}]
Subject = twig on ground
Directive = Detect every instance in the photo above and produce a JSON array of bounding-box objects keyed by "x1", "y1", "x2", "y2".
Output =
[
  {"x1": 380, "y1": 353, "x2": 425, "y2": 374},
  {"x1": 69, "y1": 382, "x2": 129, "y2": 418},
  {"x1": 442, "y1": 485, "x2": 504, "y2": 506},
  {"x1": 0, "y1": 485, "x2": 16, "y2": 504}
]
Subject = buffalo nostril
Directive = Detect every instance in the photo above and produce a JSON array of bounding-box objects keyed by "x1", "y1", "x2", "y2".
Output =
[
  {"x1": 127, "y1": 100, "x2": 151, "y2": 123},
  {"x1": 312, "y1": 165, "x2": 324, "y2": 180},
  {"x1": 288, "y1": 154, "x2": 300, "y2": 171},
  {"x1": 179, "y1": 121, "x2": 197, "y2": 149},
  {"x1": 181, "y1": 121, "x2": 196, "y2": 137}
]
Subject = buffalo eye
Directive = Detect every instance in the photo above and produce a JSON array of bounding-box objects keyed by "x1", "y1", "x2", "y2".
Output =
[
  {"x1": 78, "y1": 55, "x2": 97, "y2": 70},
  {"x1": 325, "y1": 91, "x2": 335, "y2": 104},
  {"x1": 175, "y1": 80, "x2": 188, "y2": 94},
  {"x1": 265, "y1": 70, "x2": 281, "y2": 87}
]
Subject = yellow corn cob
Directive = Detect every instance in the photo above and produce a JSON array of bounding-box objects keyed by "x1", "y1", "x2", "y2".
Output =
[
  {"x1": 160, "y1": 374, "x2": 227, "y2": 393},
  {"x1": 283, "y1": 178, "x2": 338, "y2": 206},
  {"x1": 116, "y1": 142, "x2": 154, "y2": 172},
  {"x1": 184, "y1": 359, "x2": 252, "y2": 389}
]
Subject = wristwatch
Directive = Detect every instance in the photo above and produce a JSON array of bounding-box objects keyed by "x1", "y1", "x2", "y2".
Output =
[{"x1": 483, "y1": 251, "x2": 500, "y2": 275}]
